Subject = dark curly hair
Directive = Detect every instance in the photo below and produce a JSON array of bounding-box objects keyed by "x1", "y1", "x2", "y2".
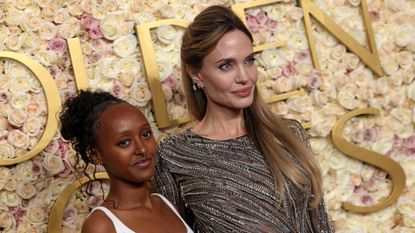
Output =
[{"x1": 59, "y1": 90, "x2": 126, "y2": 169}]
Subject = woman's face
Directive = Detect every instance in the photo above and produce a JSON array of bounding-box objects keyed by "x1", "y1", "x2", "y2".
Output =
[
  {"x1": 194, "y1": 29, "x2": 258, "y2": 112},
  {"x1": 93, "y1": 103, "x2": 156, "y2": 185}
]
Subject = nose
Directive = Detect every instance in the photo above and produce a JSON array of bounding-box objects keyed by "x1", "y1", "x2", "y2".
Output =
[
  {"x1": 235, "y1": 65, "x2": 249, "y2": 84},
  {"x1": 134, "y1": 139, "x2": 147, "y2": 156}
]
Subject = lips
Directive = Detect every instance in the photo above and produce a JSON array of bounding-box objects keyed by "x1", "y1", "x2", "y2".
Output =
[
  {"x1": 233, "y1": 87, "x2": 252, "y2": 97},
  {"x1": 132, "y1": 157, "x2": 152, "y2": 169}
]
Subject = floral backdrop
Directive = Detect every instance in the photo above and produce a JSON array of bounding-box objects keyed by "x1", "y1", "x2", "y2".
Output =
[{"x1": 0, "y1": 0, "x2": 414, "y2": 232}]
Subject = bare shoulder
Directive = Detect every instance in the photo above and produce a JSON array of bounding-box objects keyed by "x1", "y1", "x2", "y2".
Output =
[{"x1": 81, "y1": 209, "x2": 115, "y2": 233}]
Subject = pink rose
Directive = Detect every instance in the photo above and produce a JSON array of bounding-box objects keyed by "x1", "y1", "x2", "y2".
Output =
[
  {"x1": 62, "y1": 205, "x2": 78, "y2": 226},
  {"x1": 403, "y1": 135, "x2": 415, "y2": 149},
  {"x1": 162, "y1": 75, "x2": 178, "y2": 92},
  {"x1": 282, "y1": 62, "x2": 296, "y2": 77},
  {"x1": 352, "y1": 130, "x2": 364, "y2": 143},
  {"x1": 294, "y1": 51, "x2": 310, "y2": 62},
  {"x1": 110, "y1": 82, "x2": 123, "y2": 98},
  {"x1": 88, "y1": 52, "x2": 103, "y2": 64},
  {"x1": 48, "y1": 37, "x2": 67, "y2": 52},
  {"x1": 0, "y1": 92, "x2": 9, "y2": 103},
  {"x1": 361, "y1": 195, "x2": 373, "y2": 205},
  {"x1": 307, "y1": 75, "x2": 321, "y2": 90},
  {"x1": 81, "y1": 14, "x2": 100, "y2": 30},
  {"x1": 89, "y1": 27, "x2": 104, "y2": 39},
  {"x1": 363, "y1": 127, "x2": 378, "y2": 141},
  {"x1": 246, "y1": 14, "x2": 260, "y2": 33},
  {"x1": 32, "y1": 161, "x2": 44, "y2": 177},
  {"x1": 255, "y1": 11, "x2": 268, "y2": 25}
]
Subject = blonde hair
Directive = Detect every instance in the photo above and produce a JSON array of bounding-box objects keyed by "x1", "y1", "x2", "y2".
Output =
[{"x1": 181, "y1": 5, "x2": 323, "y2": 208}]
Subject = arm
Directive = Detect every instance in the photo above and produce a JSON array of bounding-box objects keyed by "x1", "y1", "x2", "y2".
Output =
[
  {"x1": 81, "y1": 211, "x2": 116, "y2": 233},
  {"x1": 154, "y1": 141, "x2": 195, "y2": 225},
  {"x1": 286, "y1": 119, "x2": 335, "y2": 232}
]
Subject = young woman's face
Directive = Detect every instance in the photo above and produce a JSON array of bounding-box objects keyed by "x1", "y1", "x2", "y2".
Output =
[
  {"x1": 93, "y1": 103, "x2": 156, "y2": 185},
  {"x1": 195, "y1": 29, "x2": 258, "y2": 111}
]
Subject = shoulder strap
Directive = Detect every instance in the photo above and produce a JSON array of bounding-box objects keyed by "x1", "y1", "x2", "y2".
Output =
[{"x1": 90, "y1": 206, "x2": 135, "y2": 233}]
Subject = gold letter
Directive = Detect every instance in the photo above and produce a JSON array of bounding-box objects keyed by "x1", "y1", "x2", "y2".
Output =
[
  {"x1": 331, "y1": 108, "x2": 406, "y2": 213},
  {"x1": 0, "y1": 52, "x2": 61, "y2": 165},
  {"x1": 135, "y1": 20, "x2": 190, "y2": 129},
  {"x1": 299, "y1": 0, "x2": 383, "y2": 76},
  {"x1": 67, "y1": 38, "x2": 90, "y2": 91},
  {"x1": 47, "y1": 172, "x2": 109, "y2": 233}
]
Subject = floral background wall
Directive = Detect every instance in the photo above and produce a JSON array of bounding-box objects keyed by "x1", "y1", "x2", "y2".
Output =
[{"x1": 0, "y1": 0, "x2": 414, "y2": 232}]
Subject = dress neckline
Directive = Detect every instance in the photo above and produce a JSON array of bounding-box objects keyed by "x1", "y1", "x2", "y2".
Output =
[{"x1": 185, "y1": 128, "x2": 248, "y2": 142}]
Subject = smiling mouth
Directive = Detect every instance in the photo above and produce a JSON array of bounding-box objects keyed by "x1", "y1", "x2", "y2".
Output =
[
  {"x1": 132, "y1": 157, "x2": 152, "y2": 168},
  {"x1": 233, "y1": 87, "x2": 252, "y2": 97}
]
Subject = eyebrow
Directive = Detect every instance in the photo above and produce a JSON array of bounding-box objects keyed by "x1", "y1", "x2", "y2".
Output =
[
  {"x1": 113, "y1": 123, "x2": 151, "y2": 137},
  {"x1": 214, "y1": 53, "x2": 255, "y2": 64}
]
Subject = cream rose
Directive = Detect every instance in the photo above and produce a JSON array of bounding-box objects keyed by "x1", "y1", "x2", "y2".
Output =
[
  {"x1": 15, "y1": 161, "x2": 37, "y2": 181},
  {"x1": 16, "y1": 181, "x2": 36, "y2": 199},
  {"x1": 119, "y1": 58, "x2": 140, "y2": 74},
  {"x1": 38, "y1": 21, "x2": 57, "y2": 40},
  {"x1": 23, "y1": 117, "x2": 42, "y2": 136},
  {"x1": 135, "y1": 11, "x2": 155, "y2": 24},
  {"x1": 309, "y1": 115, "x2": 336, "y2": 137},
  {"x1": 130, "y1": 82, "x2": 152, "y2": 107},
  {"x1": 394, "y1": 24, "x2": 414, "y2": 47},
  {"x1": 311, "y1": 90, "x2": 328, "y2": 106},
  {"x1": 157, "y1": 61, "x2": 173, "y2": 82},
  {"x1": 25, "y1": 206, "x2": 45, "y2": 224},
  {"x1": 0, "y1": 141, "x2": 15, "y2": 160},
  {"x1": 344, "y1": 53, "x2": 360, "y2": 70},
  {"x1": 0, "y1": 212, "x2": 16, "y2": 230},
  {"x1": 331, "y1": 44, "x2": 346, "y2": 61},
  {"x1": 328, "y1": 150, "x2": 348, "y2": 170},
  {"x1": 371, "y1": 138, "x2": 394, "y2": 155},
  {"x1": 169, "y1": 105, "x2": 187, "y2": 120},
  {"x1": 8, "y1": 108, "x2": 27, "y2": 127},
  {"x1": 98, "y1": 58, "x2": 120, "y2": 78},
  {"x1": 390, "y1": 107, "x2": 412, "y2": 125},
  {"x1": 258, "y1": 49, "x2": 286, "y2": 68},
  {"x1": 4, "y1": 35, "x2": 21, "y2": 51},
  {"x1": 162, "y1": 84, "x2": 173, "y2": 101},
  {"x1": 7, "y1": 129, "x2": 28, "y2": 149},
  {"x1": 5, "y1": 8, "x2": 24, "y2": 26},
  {"x1": 288, "y1": 32, "x2": 308, "y2": 50},
  {"x1": 158, "y1": 4, "x2": 175, "y2": 18},
  {"x1": 396, "y1": 51, "x2": 413, "y2": 68},
  {"x1": 0, "y1": 191, "x2": 20, "y2": 207},
  {"x1": 337, "y1": 90, "x2": 356, "y2": 110},
  {"x1": 374, "y1": 77, "x2": 389, "y2": 94},
  {"x1": 113, "y1": 35, "x2": 137, "y2": 58},
  {"x1": 157, "y1": 24, "x2": 178, "y2": 45},
  {"x1": 35, "y1": 50, "x2": 57, "y2": 66},
  {"x1": 10, "y1": 93, "x2": 30, "y2": 109},
  {"x1": 273, "y1": 77, "x2": 294, "y2": 93},
  {"x1": 265, "y1": 5, "x2": 286, "y2": 21},
  {"x1": 174, "y1": 5, "x2": 194, "y2": 21},
  {"x1": 42, "y1": 153, "x2": 65, "y2": 175},
  {"x1": 53, "y1": 8, "x2": 70, "y2": 24}
]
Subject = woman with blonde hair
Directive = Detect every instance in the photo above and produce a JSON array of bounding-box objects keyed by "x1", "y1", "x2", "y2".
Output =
[{"x1": 155, "y1": 5, "x2": 333, "y2": 233}]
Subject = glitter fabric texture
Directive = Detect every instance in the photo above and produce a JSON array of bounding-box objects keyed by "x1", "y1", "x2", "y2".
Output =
[{"x1": 155, "y1": 120, "x2": 334, "y2": 233}]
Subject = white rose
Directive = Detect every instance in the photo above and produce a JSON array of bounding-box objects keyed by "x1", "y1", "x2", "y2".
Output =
[
  {"x1": 258, "y1": 49, "x2": 286, "y2": 68},
  {"x1": 390, "y1": 107, "x2": 412, "y2": 125},
  {"x1": 273, "y1": 77, "x2": 294, "y2": 93},
  {"x1": 288, "y1": 32, "x2": 308, "y2": 50},
  {"x1": 310, "y1": 90, "x2": 328, "y2": 106},
  {"x1": 119, "y1": 72, "x2": 135, "y2": 87},
  {"x1": 286, "y1": 95, "x2": 312, "y2": 113},
  {"x1": 119, "y1": 58, "x2": 140, "y2": 74},
  {"x1": 38, "y1": 21, "x2": 58, "y2": 40},
  {"x1": 23, "y1": 117, "x2": 42, "y2": 136},
  {"x1": 331, "y1": 44, "x2": 346, "y2": 61},
  {"x1": 169, "y1": 104, "x2": 187, "y2": 120},
  {"x1": 4, "y1": 35, "x2": 21, "y2": 51},
  {"x1": 25, "y1": 206, "x2": 45, "y2": 224},
  {"x1": 98, "y1": 58, "x2": 120, "y2": 78},
  {"x1": 157, "y1": 24, "x2": 178, "y2": 45},
  {"x1": 15, "y1": 161, "x2": 37, "y2": 181},
  {"x1": 271, "y1": 101, "x2": 289, "y2": 115},
  {"x1": 350, "y1": 68, "x2": 373, "y2": 87},
  {"x1": 10, "y1": 93, "x2": 30, "y2": 109},
  {"x1": 287, "y1": 6, "x2": 303, "y2": 21},
  {"x1": 100, "y1": 15, "x2": 119, "y2": 40},
  {"x1": 0, "y1": 191, "x2": 20, "y2": 207},
  {"x1": 112, "y1": 35, "x2": 137, "y2": 57},
  {"x1": 309, "y1": 115, "x2": 336, "y2": 137},
  {"x1": 266, "y1": 5, "x2": 286, "y2": 21},
  {"x1": 35, "y1": 50, "x2": 57, "y2": 66},
  {"x1": 130, "y1": 82, "x2": 152, "y2": 107},
  {"x1": 42, "y1": 153, "x2": 65, "y2": 175},
  {"x1": 295, "y1": 61, "x2": 312, "y2": 76},
  {"x1": 374, "y1": 77, "x2": 389, "y2": 94},
  {"x1": 5, "y1": 8, "x2": 24, "y2": 26},
  {"x1": 162, "y1": 84, "x2": 173, "y2": 101},
  {"x1": 135, "y1": 11, "x2": 155, "y2": 24},
  {"x1": 20, "y1": 32, "x2": 39, "y2": 52},
  {"x1": 371, "y1": 138, "x2": 393, "y2": 155},
  {"x1": 0, "y1": 212, "x2": 15, "y2": 230},
  {"x1": 337, "y1": 90, "x2": 356, "y2": 110},
  {"x1": 21, "y1": 13, "x2": 42, "y2": 32},
  {"x1": 5, "y1": 61, "x2": 28, "y2": 79},
  {"x1": 16, "y1": 180, "x2": 36, "y2": 199},
  {"x1": 394, "y1": 24, "x2": 414, "y2": 47},
  {"x1": 174, "y1": 5, "x2": 194, "y2": 21},
  {"x1": 344, "y1": 53, "x2": 360, "y2": 70},
  {"x1": 0, "y1": 77, "x2": 9, "y2": 91},
  {"x1": 386, "y1": 0, "x2": 406, "y2": 12},
  {"x1": 158, "y1": 4, "x2": 175, "y2": 18},
  {"x1": 396, "y1": 51, "x2": 413, "y2": 68},
  {"x1": 54, "y1": 8, "x2": 70, "y2": 24},
  {"x1": 0, "y1": 141, "x2": 15, "y2": 159},
  {"x1": 7, "y1": 129, "x2": 28, "y2": 149},
  {"x1": 8, "y1": 108, "x2": 27, "y2": 127}
]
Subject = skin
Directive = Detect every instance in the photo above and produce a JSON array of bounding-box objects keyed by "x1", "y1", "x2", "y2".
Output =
[
  {"x1": 188, "y1": 29, "x2": 258, "y2": 140},
  {"x1": 81, "y1": 103, "x2": 186, "y2": 233}
]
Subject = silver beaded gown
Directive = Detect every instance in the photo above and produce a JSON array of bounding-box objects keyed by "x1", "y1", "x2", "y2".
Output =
[{"x1": 155, "y1": 120, "x2": 334, "y2": 233}]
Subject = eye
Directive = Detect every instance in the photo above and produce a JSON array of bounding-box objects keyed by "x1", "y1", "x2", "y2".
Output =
[
  {"x1": 118, "y1": 139, "x2": 130, "y2": 147},
  {"x1": 245, "y1": 56, "x2": 256, "y2": 65},
  {"x1": 218, "y1": 62, "x2": 233, "y2": 71},
  {"x1": 142, "y1": 130, "x2": 153, "y2": 139}
]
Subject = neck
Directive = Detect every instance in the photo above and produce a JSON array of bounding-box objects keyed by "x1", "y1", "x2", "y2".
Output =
[
  {"x1": 193, "y1": 103, "x2": 247, "y2": 140},
  {"x1": 104, "y1": 180, "x2": 153, "y2": 210}
]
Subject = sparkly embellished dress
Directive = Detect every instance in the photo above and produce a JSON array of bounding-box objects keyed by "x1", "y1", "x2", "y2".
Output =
[{"x1": 155, "y1": 120, "x2": 334, "y2": 233}]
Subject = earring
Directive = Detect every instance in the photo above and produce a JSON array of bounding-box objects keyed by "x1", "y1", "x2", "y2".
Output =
[
  {"x1": 192, "y1": 77, "x2": 198, "y2": 91},
  {"x1": 197, "y1": 82, "x2": 204, "y2": 89}
]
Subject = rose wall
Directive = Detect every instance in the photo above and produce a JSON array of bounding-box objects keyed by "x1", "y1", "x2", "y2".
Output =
[{"x1": 0, "y1": 0, "x2": 415, "y2": 232}]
